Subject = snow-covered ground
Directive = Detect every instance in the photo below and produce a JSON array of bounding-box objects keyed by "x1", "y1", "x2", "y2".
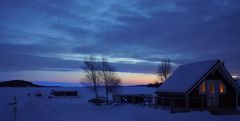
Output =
[{"x1": 0, "y1": 87, "x2": 239, "y2": 121}]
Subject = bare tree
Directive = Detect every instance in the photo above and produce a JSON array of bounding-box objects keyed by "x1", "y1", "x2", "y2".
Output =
[
  {"x1": 99, "y1": 57, "x2": 121, "y2": 104},
  {"x1": 82, "y1": 56, "x2": 100, "y2": 101},
  {"x1": 109, "y1": 77, "x2": 121, "y2": 95},
  {"x1": 157, "y1": 59, "x2": 172, "y2": 83}
]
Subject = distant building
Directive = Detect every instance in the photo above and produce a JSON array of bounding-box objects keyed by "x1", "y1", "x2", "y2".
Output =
[
  {"x1": 155, "y1": 60, "x2": 240, "y2": 113},
  {"x1": 50, "y1": 90, "x2": 78, "y2": 97}
]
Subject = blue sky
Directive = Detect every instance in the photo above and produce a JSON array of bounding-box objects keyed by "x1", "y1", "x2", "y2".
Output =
[{"x1": 0, "y1": 0, "x2": 240, "y2": 86}]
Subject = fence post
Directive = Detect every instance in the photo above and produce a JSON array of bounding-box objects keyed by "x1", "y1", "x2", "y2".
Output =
[
  {"x1": 13, "y1": 106, "x2": 17, "y2": 121},
  {"x1": 10, "y1": 96, "x2": 17, "y2": 121},
  {"x1": 154, "y1": 97, "x2": 158, "y2": 108},
  {"x1": 186, "y1": 96, "x2": 189, "y2": 111},
  {"x1": 162, "y1": 97, "x2": 165, "y2": 109},
  {"x1": 170, "y1": 97, "x2": 174, "y2": 113},
  {"x1": 132, "y1": 96, "x2": 135, "y2": 104},
  {"x1": 148, "y1": 96, "x2": 152, "y2": 108}
]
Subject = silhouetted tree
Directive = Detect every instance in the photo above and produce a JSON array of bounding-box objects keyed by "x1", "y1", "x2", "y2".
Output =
[
  {"x1": 99, "y1": 57, "x2": 121, "y2": 104},
  {"x1": 109, "y1": 77, "x2": 121, "y2": 95},
  {"x1": 157, "y1": 59, "x2": 172, "y2": 83},
  {"x1": 82, "y1": 56, "x2": 100, "y2": 102}
]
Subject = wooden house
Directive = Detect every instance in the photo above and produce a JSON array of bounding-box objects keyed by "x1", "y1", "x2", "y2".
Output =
[{"x1": 155, "y1": 60, "x2": 240, "y2": 112}]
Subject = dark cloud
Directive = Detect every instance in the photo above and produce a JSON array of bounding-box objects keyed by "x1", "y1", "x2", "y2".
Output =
[
  {"x1": 0, "y1": 53, "x2": 158, "y2": 74},
  {"x1": 0, "y1": 43, "x2": 65, "y2": 55},
  {"x1": 0, "y1": 54, "x2": 81, "y2": 72},
  {"x1": 0, "y1": 0, "x2": 239, "y2": 77}
]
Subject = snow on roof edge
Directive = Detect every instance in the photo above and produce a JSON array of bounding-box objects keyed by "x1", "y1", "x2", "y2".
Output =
[{"x1": 156, "y1": 60, "x2": 220, "y2": 93}]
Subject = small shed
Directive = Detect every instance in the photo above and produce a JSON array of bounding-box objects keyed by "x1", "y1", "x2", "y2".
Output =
[
  {"x1": 113, "y1": 94, "x2": 153, "y2": 104},
  {"x1": 155, "y1": 60, "x2": 240, "y2": 112},
  {"x1": 112, "y1": 87, "x2": 156, "y2": 105},
  {"x1": 50, "y1": 90, "x2": 78, "y2": 97}
]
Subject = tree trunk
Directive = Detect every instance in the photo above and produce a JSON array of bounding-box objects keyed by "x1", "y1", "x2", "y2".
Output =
[
  {"x1": 94, "y1": 86, "x2": 98, "y2": 98},
  {"x1": 105, "y1": 86, "x2": 109, "y2": 104},
  {"x1": 94, "y1": 87, "x2": 100, "y2": 105}
]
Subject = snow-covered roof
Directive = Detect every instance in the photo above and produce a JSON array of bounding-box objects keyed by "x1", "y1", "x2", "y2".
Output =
[
  {"x1": 157, "y1": 60, "x2": 220, "y2": 93},
  {"x1": 236, "y1": 80, "x2": 240, "y2": 87}
]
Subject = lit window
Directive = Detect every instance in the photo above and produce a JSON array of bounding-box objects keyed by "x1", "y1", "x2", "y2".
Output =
[
  {"x1": 199, "y1": 82, "x2": 206, "y2": 94},
  {"x1": 219, "y1": 82, "x2": 225, "y2": 94},
  {"x1": 210, "y1": 83, "x2": 214, "y2": 94}
]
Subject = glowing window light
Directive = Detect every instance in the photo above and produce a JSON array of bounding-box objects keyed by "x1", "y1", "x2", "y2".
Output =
[
  {"x1": 199, "y1": 82, "x2": 206, "y2": 94},
  {"x1": 210, "y1": 83, "x2": 214, "y2": 94},
  {"x1": 219, "y1": 82, "x2": 225, "y2": 94}
]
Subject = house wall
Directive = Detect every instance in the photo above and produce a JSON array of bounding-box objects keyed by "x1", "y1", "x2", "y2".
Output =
[
  {"x1": 188, "y1": 70, "x2": 237, "y2": 108},
  {"x1": 207, "y1": 70, "x2": 236, "y2": 108},
  {"x1": 218, "y1": 82, "x2": 236, "y2": 108},
  {"x1": 156, "y1": 93, "x2": 187, "y2": 108},
  {"x1": 189, "y1": 88, "x2": 206, "y2": 109},
  {"x1": 239, "y1": 95, "x2": 240, "y2": 106}
]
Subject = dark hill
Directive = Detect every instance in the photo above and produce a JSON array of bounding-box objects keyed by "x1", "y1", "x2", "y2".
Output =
[{"x1": 0, "y1": 80, "x2": 42, "y2": 87}]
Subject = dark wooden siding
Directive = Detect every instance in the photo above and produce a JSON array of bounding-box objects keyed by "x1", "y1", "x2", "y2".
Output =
[
  {"x1": 188, "y1": 70, "x2": 237, "y2": 108},
  {"x1": 207, "y1": 70, "x2": 236, "y2": 108},
  {"x1": 189, "y1": 87, "x2": 206, "y2": 108}
]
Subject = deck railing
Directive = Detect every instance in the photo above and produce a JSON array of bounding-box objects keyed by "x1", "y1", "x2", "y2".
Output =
[{"x1": 113, "y1": 94, "x2": 208, "y2": 113}]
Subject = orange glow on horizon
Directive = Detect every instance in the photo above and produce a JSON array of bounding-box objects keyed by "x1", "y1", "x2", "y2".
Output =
[
  {"x1": 4, "y1": 71, "x2": 158, "y2": 86},
  {"x1": 116, "y1": 72, "x2": 158, "y2": 85}
]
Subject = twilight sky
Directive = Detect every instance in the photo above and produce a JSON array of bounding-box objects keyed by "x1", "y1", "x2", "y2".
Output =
[{"x1": 0, "y1": 0, "x2": 240, "y2": 86}]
